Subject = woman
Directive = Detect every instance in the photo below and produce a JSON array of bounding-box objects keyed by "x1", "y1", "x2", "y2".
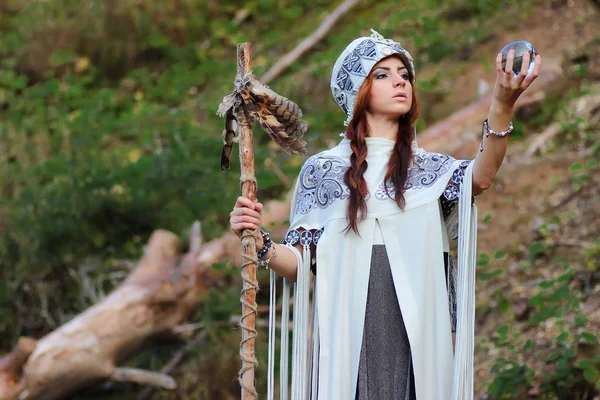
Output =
[{"x1": 230, "y1": 30, "x2": 541, "y2": 400}]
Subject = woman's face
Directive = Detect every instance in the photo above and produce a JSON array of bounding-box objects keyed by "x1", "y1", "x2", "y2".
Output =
[{"x1": 367, "y1": 56, "x2": 413, "y2": 119}]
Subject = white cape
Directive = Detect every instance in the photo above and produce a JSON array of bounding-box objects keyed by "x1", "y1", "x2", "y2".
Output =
[{"x1": 267, "y1": 137, "x2": 478, "y2": 400}]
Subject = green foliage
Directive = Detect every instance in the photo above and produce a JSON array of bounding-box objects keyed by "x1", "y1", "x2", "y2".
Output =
[
  {"x1": 568, "y1": 158, "x2": 597, "y2": 191},
  {"x1": 482, "y1": 212, "x2": 493, "y2": 223},
  {"x1": 488, "y1": 263, "x2": 599, "y2": 397},
  {"x1": 488, "y1": 358, "x2": 535, "y2": 398},
  {"x1": 487, "y1": 232, "x2": 600, "y2": 398}
]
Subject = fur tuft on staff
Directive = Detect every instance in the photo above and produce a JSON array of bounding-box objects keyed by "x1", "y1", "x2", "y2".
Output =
[{"x1": 217, "y1": 72, "x2": 307, "y2": 169}]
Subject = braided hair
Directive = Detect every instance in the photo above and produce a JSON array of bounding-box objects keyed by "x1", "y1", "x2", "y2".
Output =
[{"x1": 343, "y1": 54, "x2": 420, "y2": 235}]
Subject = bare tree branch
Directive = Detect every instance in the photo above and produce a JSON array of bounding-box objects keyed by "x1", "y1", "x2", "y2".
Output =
[
  {"x1": 110, "y1": 367, "x2": 176, "y2": 390},
  {"x1": 260, "y1": 0, "x2": 362, "y2": 84}
]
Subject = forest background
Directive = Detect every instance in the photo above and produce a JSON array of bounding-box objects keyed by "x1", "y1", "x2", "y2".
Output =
[{"x1": 0, "y1": 0, "x2": 599, "y2": 399}]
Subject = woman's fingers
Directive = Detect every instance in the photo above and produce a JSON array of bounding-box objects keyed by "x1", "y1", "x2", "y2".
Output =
[
  {"x1": 230, "y1": 207, "x2": 261, "y2": 219},
  {"x1": 230, "y1": 197, "x2": 265, "y2": 237},
  {"x1": 513, "y1": 51, "x2": 530, "y2": 86},
  {"x1": 495, "y1": 52, "x2": 503, "y2": 75},
  {"x1": 233, "y1": 197, "x2": 263, "y2": 215},
  {"x1": 231, "y1": 215, "x2": 261, "y2": 226},
  {"x1": 235, "y1": 196, "x2": 256, "y2": 209},
  {"x1": 230, "y1": 200, "x2": 262, "y2": 235},
  {"x1": 508, "y1": 51, "x2": 541, "y2": 89},
  {"x1": 504, "y1": 49, "x2": 515, "y2": 78},
  {"x1": 230, "y1": 216, "x2": 260, "y2": 234},
  {"x1": 233, "y1": 222, "x2": 260, "y2": 231},
  {"x1": 231, "y1": 224, "x2": 260, "y2": 237},
  {"x1": 522, "y1": 54, "x2": 542, "y2": 88}
]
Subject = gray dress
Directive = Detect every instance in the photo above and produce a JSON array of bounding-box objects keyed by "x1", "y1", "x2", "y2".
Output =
[
  {"x1": 355, "y1": 245, "x2": 416, "y2": 400},
  {"x1": 352, "y1": 189, "x2": 461, "y2": 399}
]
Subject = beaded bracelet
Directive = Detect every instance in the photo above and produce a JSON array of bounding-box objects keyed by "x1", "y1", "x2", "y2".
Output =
[
  {"x1": 256, "y1": 230, "x2": 272, "y2": 261},
  {"x1": 479, "y1": 119, "x2": 513, "y2": 152},
  {"x1": 259, "y1": 243, "x2": 277, "y2": 269}
]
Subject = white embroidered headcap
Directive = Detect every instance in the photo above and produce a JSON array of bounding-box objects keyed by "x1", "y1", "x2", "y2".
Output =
[{"x1": 330, "y1": 29, "x2": 415, "y2": 126}]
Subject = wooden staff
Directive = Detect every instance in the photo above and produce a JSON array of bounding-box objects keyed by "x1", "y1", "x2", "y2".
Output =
[
  {"x1": 236, "y1": 43, "x2": 259, "y2": 400},
  {"x1": 217, "y1": 41, "x2": 307, "y2": 399}
]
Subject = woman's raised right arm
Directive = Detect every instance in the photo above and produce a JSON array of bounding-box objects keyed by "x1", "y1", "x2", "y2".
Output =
[{"x1": 230, "y1": 196, "x2": 300, "y2": 282}]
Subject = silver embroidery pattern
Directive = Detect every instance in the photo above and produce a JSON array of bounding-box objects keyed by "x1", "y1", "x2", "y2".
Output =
[
  {"x1": 281, "y1": 228, "x2": 324, "y2": 247},
  {"x1": 375, "y1": 152, "x2": 457, "y2": 200},
  {"x1": 294, "y1": 152, "x2": 460, "y2": 211},
  {"x1": 375, "y1": 181, "x2": 395, "y2": 200},
  {"x1": 443, "y1": 160, "x2": 471, "y2": 201},
  {"x1": 406, "y1": 152, "x2": 455, "y2": 190},
  {"x1": 295, "y1": 155, "x2": 351, "y2": 214},
  {"x1": 442, "y1": 160, "x2": 473, "y2": 240}
]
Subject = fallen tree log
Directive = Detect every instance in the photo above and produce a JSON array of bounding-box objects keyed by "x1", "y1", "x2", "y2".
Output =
[
  {"x1": 0, "y1": 215, "x2": 287, "y2": 400},
  {"x1": 0, "y1": 192, "x2": 294, "y2": 400},
  {"x1": 0, "y1": 227, "x2": 200, "y2": 400}
]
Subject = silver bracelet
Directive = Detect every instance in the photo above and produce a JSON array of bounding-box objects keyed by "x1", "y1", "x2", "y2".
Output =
[
  {"x1": 259, "y1": 243, "x2": 277, "y2": 269},
  {"x1": 479, "y1": 119, "x2": 513, "y2": 152}
]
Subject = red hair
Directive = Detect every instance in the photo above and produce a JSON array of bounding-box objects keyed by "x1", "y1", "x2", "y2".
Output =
[{"x1": 343, "y1": 54, "x2": 420, "y2": 235}]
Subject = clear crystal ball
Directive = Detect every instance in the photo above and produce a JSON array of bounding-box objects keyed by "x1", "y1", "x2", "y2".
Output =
[{"x1": 500, "y1": 40, "x2": 537, "y2": 77}]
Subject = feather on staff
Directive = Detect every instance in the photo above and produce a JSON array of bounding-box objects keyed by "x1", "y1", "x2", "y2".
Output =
[
  {"x1": 217, "y1": 72, "x2": 307, "y2": 169},
  {"x1": 220, "y1": 110, "x2": 238, "y2": 171},
  {"x1": 255, "y1": 106, "x2": 307, "y2": 155}
]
